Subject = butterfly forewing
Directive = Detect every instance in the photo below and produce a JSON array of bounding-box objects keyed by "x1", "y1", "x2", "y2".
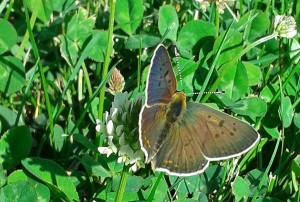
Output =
[
  {"x1": 146, "y1": 44, "x2": 177, "y2": 106},
  {"x1": 185, "y1": 102, "x2": 259, "y2": 159}
]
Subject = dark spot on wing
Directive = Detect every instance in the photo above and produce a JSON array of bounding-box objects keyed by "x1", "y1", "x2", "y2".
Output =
[
  {"x1": 233, "y1": 122, "x2": 236, "y2": 126},
  {"x1": 219, "y1": 120, "x2": 225, "y2": 127},
  {"x1": 164, "y1": 70, "x2": 169, "y2": 78},
  {"x1": 233, "y1": 127, "x2": 236, "y2": 131},
  {"x1": 208, "y1": 115, "x2": 211, "y2": 119},
  {"x1": 230, "y1": 132, "x2": 234, "y2": 136},
  {"x1": 215, "y1": 133, "x2": 220, "y2": 138},
  {"x1": 157, "y1": 82, "x2": 161, "y2": 87}
]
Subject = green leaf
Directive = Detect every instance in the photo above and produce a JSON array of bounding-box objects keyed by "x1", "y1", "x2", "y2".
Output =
[
  {"x1": 7, "y1": 170, "x2": 28, "y2": 183},
  {"x1": 59, "y1": 35, "x2": 79, "y2": 66},
  {"x1": 0, "y1": 164, "x2": 7, "y2": 188},
  {"x1": 100, "y1": 191, "x2": 140, "y2": 202},
  {"x1": 255, "y1": 197, "x2": 283, "y2": 202},
  {"x1": 231, "y1": 97, "x2": 267, "y2": 117},
  {"x1": 65, "y1": 7, "x2": 95, "y2": 41},
  {"x1": 175, "y1": 57, "x2": 200, "y2": 92},
  {"x1": 8, "y1": 170, "x2": 50, "y2": 202},
  {"x1": 53, "y1": 124, "x2": 66, "y2": 152},
  {"x1": 106, "y1": 155, "x2": 124, "y2": 174},
  {"x1": 260, "y1": 84, "x2": 279, "y2": 103},
  {"x1": 0, "y1": 126, "x2": 32, "y2": 170},
  {"x1": 0, "y1": 19, "x2": 17, "y2": 55},
  {"x1": 112, "y1": 175, "x2": 143, "y2": 192},
  {"x1": 244, "y1": 169, "x2": 266, "y2": 197},
  {"x1": 158, "y1": 5, "x2": 179, "y2": 41},
  {"x1": 218, "y1": 62, "x2": 248, "y2": 101},
  {"x1": 291, "y1": 155, "x2": 300, "y2": 177},
  {"x1": 294, "y1": 113, "x2": 300, "y2": 129},
  {"x1": 234, "y1": 10, "x2": 270, "y2": 42},
  {"x1": 279, "y1": 96, "x2": 294, "y2": 128},
  {"x1": 179, "y1": 176, "x2": 200, "y2": 194},
  {"x1": 22, "y1": 157, "x2": 79, "y2": 201},
  {"x1": 80, "y1": 154, "x2": 111, "y2": 178},
  {"x1": 60, "y1": 7, "x2": 96, "y2": 65},
  {"x1": 115, "y1": 0, "x2": 143, "y2": 35},
  {"x1": 213, "y1": 29, "x2": 243, "y2": 66},
  {"x1": 198, "y1": 192, "x2": 209, "y2": 202},
  {"x1": 73, "y1": 133, "x2": 99, "y2": 153},
  {"x1": 199, "y1": 165, "x2": 224, "y2": 194},
  {"x1": 125, "y1": 35, "x2": 160, "y2": 49},
  {"x1": 51, "y1": 0, "x2": 77, "y2": 12},
  {"x1": 69, "y1": 171, "x2": 86, "y2": 188},
  {"x1": 243, "y1": 62, "x2": 263, "y2": 86},
  {"x1": 177, "y1": 20, "x2": 215, "y2": 51},
  {"x1": 232, "y1": 176, "x2": 250, "y2": 201},
  {"x1": 263, "y1": 126, "x2": 280, "y2": 139},
  {"x1": 0, "y1": 181, "x2": 38, "y2": 201},
  {"x1": 0, "y1": 56, "x2": 25, "y2": 95},
  {"x1": 88, "y1": 30, "x2": 109, "y2": 62},
  {"x1": 26, "y1": 0, "x2": 53, "y2": 23},
  {"x1": 142, "y1": 176, "x2": 168, "y2": 201},
  {"x1": 0, "y1": 106, "x2": 24, "y2": 132}
]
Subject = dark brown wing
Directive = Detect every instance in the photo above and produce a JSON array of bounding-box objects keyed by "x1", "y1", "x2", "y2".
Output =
[
  {"x1": 139, "y1": 104, "x2": 168, "y2": 163},
  {"x1": 153, "y1": 117, "x2": 209, "y2": 176},
  {"x1": 185, "y1": 102, "x2": 260, "y2": 160}
]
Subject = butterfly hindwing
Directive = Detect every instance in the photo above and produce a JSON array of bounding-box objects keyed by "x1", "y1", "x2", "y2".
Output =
[
  {"x1": 146, "y1": 44, "x2": 177, "y2": 106},
  {"x1": 153, "y1": 118, "x2": 209, "y2": 176},
  {"x1": 139, "y1": 104, "x2": 168, "y2": 163}
]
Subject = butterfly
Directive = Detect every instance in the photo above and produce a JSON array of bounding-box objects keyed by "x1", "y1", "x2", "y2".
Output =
[{"x1": 138, "y1": 44, "x2": 260, "y2": 176}]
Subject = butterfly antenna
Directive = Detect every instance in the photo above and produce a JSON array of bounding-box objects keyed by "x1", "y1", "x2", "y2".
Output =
[
  {"x1": 186, "y1": 90, "x2": 225, "y2": 96},
  {"x1": 174, "y1": 45, "x2": 183, "y2": 89},
  {"x1": 193, "y1": 90, "x2": 225, "y2": 94}
]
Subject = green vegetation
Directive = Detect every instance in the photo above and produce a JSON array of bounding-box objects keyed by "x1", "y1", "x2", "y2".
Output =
[{"x1": 0, "y1": 0, "x2": 299, "y2": 201}]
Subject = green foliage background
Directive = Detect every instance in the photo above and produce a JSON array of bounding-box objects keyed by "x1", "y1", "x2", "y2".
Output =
[{"x1": 0, "y1": 0, "x2": 299, "y2": 201}]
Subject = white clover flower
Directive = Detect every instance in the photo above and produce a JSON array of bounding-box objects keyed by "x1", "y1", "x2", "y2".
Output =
[
  {"x1": 121, "y1": 112, "x2": 127, "y2": 123},
  {"x1": 111, "y1": 108, "x2": 118, "y2": 122},
  {"x1": 129, "y1": 150, "x2": 145, "y2": 172},
  {"x1": 104, "y1": 111, "x2": 109, "y2": 123},
  {"x1": 116, "y1": 125, "x2": 123, "y2": 136},
  {"x1": 274, "y1": 15, "x2": 297, "y2": 38},
  {"x1": 98, "y1": 136, "x2": 117, "y2": 157},
  {"x1": 106, "y1": 120, "x2": 114, "y2": 135},
  {"x1": 195, "y1": 0, "x2": 235, "y2": 14},
  {"x1": 119, "y1": 133, "x2": 125, "y2": 146},
  {"x1": 95, "y1": 119, "x2": 106, "y2": 133},
  {"x1": 118, "y1": 145, "x2": 134, "y2": 165},
  {"x1": 95, "y1": 92, "x2": 144, "y2": 172}
]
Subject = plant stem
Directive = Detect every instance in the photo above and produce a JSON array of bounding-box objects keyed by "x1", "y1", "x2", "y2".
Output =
[
  {"x1": 148, "y1": 172, "x2": 164, "y2": 202},
  {"x1": 115, "y1": 167, "x2": 129, "y2": 202},
  {"x1": 23, "y1": 0, "x2": 54, "y2": 136},
  {"x1": 96, "y1": 0, "x2": 116, "y2": 146}
]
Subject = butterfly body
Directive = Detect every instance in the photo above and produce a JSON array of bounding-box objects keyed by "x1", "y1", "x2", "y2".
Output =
[
  {"x1": 166, "y1": 92, "x2": 186, "y2": 122},
  {"x1": 139, "y1": 44, "x2": 260, "y2": 176}
]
